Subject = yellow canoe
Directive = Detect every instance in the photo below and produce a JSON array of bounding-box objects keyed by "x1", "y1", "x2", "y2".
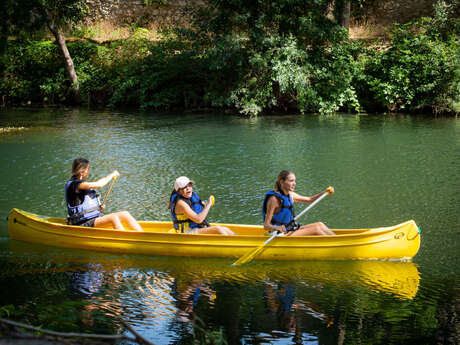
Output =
[{"x1": 8, "y1": 208, "x2": 421, "y2": 261}]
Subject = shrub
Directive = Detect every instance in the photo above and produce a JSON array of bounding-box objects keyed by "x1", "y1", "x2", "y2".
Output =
[
  {"x1": 0, "y1": 40, "x2": 67, "y2": 104},
  {"x1": 363, "y1": 18, "x2": 459, "y2": 114}
]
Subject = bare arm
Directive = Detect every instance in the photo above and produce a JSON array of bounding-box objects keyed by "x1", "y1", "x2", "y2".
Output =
[
  {"x1": 292, "y1": 188, "x2": 330, "y2": 204},
  {"x1": 175, "y1": 198, "x2": 212, "y2": 224},
  {"x1": 78, "y1": 170, "x2": 119, "y2": 191},
  {"x1": 263, "y1": 196, "x2": 286, "y2": 232},
  {"x1": 291, "y1": 191, "x2": 313, "y2": 204}
]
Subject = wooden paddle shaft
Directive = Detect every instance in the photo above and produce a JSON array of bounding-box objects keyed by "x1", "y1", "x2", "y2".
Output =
[{"x1": 102, "y1": 176, "x2": 117, "y2": 206}]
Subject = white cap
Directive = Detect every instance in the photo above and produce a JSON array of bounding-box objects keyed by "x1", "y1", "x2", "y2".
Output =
[{"x1": 174, "y1": 176, "x2": 195, "y2": 191}]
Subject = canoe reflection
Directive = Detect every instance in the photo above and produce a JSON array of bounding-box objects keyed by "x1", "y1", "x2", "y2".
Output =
[{"x1": 9, "y1": 241, "x2": 420, "y2": 301}]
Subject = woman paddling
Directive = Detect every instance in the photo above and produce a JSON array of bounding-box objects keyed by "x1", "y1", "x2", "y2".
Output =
[
  {"x1": 263, "y1": 170, "x2": 335, "y2": 236},
  {"x1": 168, "y1": 176, "x2": 235, "y2": 235},
  {"x1": 65, "y1": 158, "x2": 143, "y2": 231}
]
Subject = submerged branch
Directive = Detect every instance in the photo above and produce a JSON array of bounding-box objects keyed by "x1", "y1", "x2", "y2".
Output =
[{"x1": 0, "y1": 317, "x2": 156, "y2": 345}]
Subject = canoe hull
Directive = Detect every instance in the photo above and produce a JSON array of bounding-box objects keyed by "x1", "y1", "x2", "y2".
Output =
[{"x1": 7, "y1": 208, "x2": 421, "y2": 261}]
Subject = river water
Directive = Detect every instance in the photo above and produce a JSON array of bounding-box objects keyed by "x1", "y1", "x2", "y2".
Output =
[{"x1": 0, "y1": 108, "x2": 458, "y2": 344}]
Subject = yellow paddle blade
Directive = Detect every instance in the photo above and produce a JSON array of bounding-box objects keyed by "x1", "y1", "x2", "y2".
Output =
[
  {"x1": 231, "y1": 232, "x2": 278, "y2": 266},
  {"x1": 232, "y1": 244, "x2": 267, "y2": 266}
]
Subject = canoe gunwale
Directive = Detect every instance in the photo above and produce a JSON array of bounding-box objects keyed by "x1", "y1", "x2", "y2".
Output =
[
  {"x1": 7, "y1": 208, "x2": 421, "y2": 260},
  {"x1": 14, "y1": 216, "x2": 417, "y2": 244}
]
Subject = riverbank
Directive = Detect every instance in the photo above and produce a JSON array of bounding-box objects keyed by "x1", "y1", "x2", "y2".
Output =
[{"x1": 1, "y1": 1, "x2": 458, "y2": 115}]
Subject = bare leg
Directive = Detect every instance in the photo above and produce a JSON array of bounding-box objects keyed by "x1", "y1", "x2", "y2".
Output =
[
  {"x1": 198, "y1": 226, "x2": 236, "y2": 235},
  {"x1": 116, "y1": 211, "x2": 143, "y2": 231},
  {"x1": 94, "y1": 211, "x2": 143, "y2": 231},
  {"x1": 94, "y1": 213, "x2": 125, "y2": 230},
  {"x1": 287, "y1": 222, "x2": 335, "y2": 236}
]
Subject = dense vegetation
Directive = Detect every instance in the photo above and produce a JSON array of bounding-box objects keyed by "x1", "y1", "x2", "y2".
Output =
[{"x1": 1, "y1": 0, "x2": 459, "y2": 115}]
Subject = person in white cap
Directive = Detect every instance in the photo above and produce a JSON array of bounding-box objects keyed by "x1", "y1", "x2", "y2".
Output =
[{"x1": 168, "y1": 176, "x2": 235, "y2": 235}]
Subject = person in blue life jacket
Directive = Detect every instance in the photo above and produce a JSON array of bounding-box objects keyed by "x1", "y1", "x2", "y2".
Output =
[
  {"x1": 263, "y1": 170, "x2": 335, "y2": 236},
  {"x1": 65, "y1": 158, "x2": 143, "y2": 231},
  {"x1": 168, "y1": 176, "x2": 235, "y2": 235}
]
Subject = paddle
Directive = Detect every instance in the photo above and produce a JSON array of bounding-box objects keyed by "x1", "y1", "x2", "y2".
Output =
[
  {"x1": 101, "y1": 175, "x2": 118, "y2": 209},
  {"x1": 231, "y1": 186, "x2": 334, "y2": 266}
]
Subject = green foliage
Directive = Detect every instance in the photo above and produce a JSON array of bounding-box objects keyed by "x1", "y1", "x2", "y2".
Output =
[
  {"x1": 0, "y1": 300, "x2": 115, "y2": 333},
  {"x1": 107, "y1": 35, "x2": 208, "y2": 110},
  {"x1": 144, "y1": 0, "x2": 168, "y2": 5},
  {"x1": 40, "y1": 0, "x2": 89, "y2": 27},
  {"x1": 0, "y1": 0, "x2": 88, "y2": 41},
  {"x1": 203, "y1": 34, "x2": 362, "y2": 115},
  {"x1": 192, "y1": 316, "x2": 228, "y2": 345},
  {"x1": 0, "y1": 0, "x2": 458, "y2": 115},
  {"x1": 0, "y1": 305, "x2": 16, "y2": 318},
  {"x1": 363, "y1": 15, "x2": 460, "y2": 114},
  {"x1": 186, "y1": 0, "x2": 362, "y2": 115},
  {"x1": 0, "y1": 40, "x2": 68, "y2": 104}
]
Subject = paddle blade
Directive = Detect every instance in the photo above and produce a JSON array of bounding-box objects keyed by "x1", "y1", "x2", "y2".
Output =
[
  {"x1": 231, "y1": 232, "x2": 278, "y2": 266},
  {"x1": 231, "y1": 244, "x2": 266, "y2": 266}
]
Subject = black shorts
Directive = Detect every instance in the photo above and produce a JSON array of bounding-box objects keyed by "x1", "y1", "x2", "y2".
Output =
[{"x1": 75, "y1": 218, "x2": 96, "y2": 227}]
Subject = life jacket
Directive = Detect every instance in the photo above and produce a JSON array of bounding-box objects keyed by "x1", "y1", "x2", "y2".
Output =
[
  {"x1": 262, "y1": 190, "x2": 295, "y2": 226},
  {"x1": 65, "y1": 180, "x2": 101, "y2": 225},
  {"x1": 170, "y1": 191, "x2": 210, "y2": 232}
]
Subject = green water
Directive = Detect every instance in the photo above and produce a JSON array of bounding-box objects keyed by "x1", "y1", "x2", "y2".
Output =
[{"x1": 0, "y1": 108, "x2": 458, "y2": 344}]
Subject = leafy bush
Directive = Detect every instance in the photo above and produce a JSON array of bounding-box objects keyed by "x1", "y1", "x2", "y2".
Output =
[
  {"x1": 0, "y1": 40, "x2": 68, "y2": 104},
  {"x1": 185, "y1": 0, "x2": 364, "y2": 115},
  {"x1": 107, "y1": 33, "x2": 208, "y2": 110},
  {"x1": 203, "y1": 34, "x2": 363, "y2": 115},
  {"x1": 0, "y1": 0, "x2": 458, "y2": 115},
  {"x1": 363, "y1": 16, "x2": 459, "y2": 114}
]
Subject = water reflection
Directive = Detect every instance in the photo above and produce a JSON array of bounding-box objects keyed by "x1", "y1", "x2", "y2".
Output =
[
  {"x1": 68, "y1": 264, "x2": 105, "y2": 297},
  {"x1": 9, "y1": 240, "x2": 420, "y2": 301},
  {"x1": 172, "y1": 279, "x2": 216, "y2": 322},
  {"x1": 2, "y1": 238, "x2": 458, "y2": 344},
  {"x1": 4, "y1": 241, "x2": 424, "y2": 343}
]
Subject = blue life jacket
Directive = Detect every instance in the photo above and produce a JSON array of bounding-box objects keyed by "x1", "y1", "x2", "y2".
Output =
[
  {"x1": 65, "y1": 180, "x2": 101, "y2": 225},
  {"x1": 262, "y1": 190, "x2": 295, "y2": 226},
  {"x1": 170, "y1": 191, "x2": 209, "y2": 232}
]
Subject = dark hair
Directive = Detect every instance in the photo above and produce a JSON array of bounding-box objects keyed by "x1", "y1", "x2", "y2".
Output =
[
  {"x1": 71, "y1": 158, "x2": 89, "y2": 180},
  {"x1": 168, "y1": 189, "x2": 176, "y2": 210},
  {"x1": 274, "y1": 170, "x2": 294, "y2": 192}
]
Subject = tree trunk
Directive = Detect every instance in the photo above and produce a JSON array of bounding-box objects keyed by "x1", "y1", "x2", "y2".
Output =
[
  {"x1": 341, "y1": 0, "x2": 350, "y2": 30},
  {"x1": 336, "y1": 0, "x2": 351, "y2": 31},
  {"x1": 47, "y1": 21, "x2": 81, "y2": 104}
]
